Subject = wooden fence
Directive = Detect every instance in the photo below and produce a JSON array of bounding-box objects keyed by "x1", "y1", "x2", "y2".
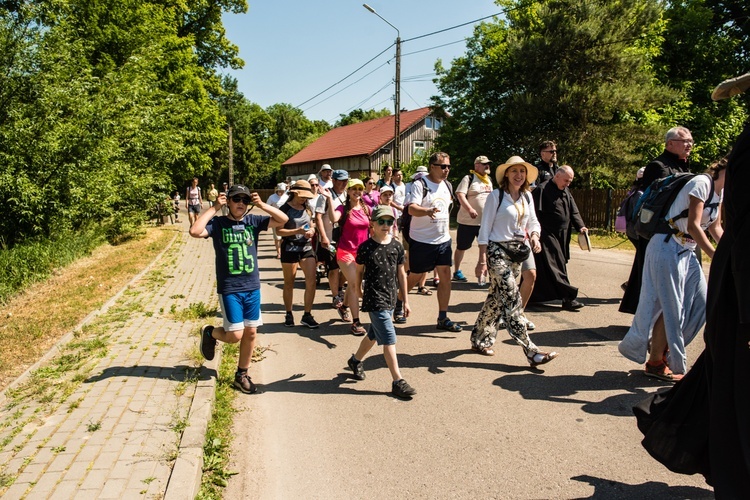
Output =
[{"x1": 249, "y1": 188, "x2": 630, "y2": 231}]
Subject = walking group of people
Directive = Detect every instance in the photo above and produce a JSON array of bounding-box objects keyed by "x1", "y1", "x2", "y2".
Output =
[
  {"x1": 185, "y1": 71, "x2": 749, "y2": 496},
  {"x1": 188, "y1": 145, "x2": 597, "y2": 398}
]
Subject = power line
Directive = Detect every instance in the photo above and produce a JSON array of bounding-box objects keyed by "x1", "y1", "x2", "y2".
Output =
[
  {"x1": 295, "y1": 43, "x2": 394, "y2": 108},
  {"x1": 295, "y1": 11, "x2": 506, "y2": 113}
]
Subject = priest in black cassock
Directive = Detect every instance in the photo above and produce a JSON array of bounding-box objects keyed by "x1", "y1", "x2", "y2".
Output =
[{"x1": 529, "y1": 165, "x2": 587, "y2": 310}]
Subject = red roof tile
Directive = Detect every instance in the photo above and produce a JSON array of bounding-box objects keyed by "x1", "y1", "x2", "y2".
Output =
[{"x1": 283, "y1": 107, "x2": 433, "y2": 165}]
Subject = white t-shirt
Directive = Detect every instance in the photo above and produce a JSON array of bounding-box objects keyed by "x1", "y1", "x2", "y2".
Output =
[
  {"x1": 266, "y1": 192, "x2": 288, "y2": 208},
  {"x1": 393, "y1": 181, "x2": 406, "y2": 218},
  {"x1": 406, "y1": 177, "x2": 452, "y2": 244},
  {"x1": 478, "y1": 190, "x2": 541, "y2": 245},
  {"x1": 456, "y1": 173, "x2": 493, "y2": 226},
  {"x1": 315, "y1": 188, "x2": 346, "y2": 241},
  {"x1": 666, "y1": 174, "x2": 721, "y2": 249}
]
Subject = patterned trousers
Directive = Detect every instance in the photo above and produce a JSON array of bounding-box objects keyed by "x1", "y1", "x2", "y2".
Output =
[{"x1": 471, "y1": 241, "x2": 539, "y2": 356}]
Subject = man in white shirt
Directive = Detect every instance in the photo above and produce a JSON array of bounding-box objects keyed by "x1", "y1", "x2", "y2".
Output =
[
  {"x1": 395, "y1": 152, "x2": 461, "y2": 332},
  {"x1": 453, "y1": 155, "x2": 493, "y2": 282},
  {"x1": 391, "y1": 167, "x2": 407, "y2": 226},
  {"x1": 318, "y1": 164, "x2": 334, "y2": 190}
]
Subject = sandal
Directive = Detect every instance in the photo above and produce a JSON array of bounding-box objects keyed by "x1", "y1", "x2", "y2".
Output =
[
  {"x1": 417, "y1": 286, "x2": 433, "y2": 296},
  {"x1": 471, "y1": 345, "x2": 495, "y2": 356},
  {"x1": 527, "y1": 351, "x2": 558, "y2": 368},
  {"x1": 393, "y1": 312, "x2": 407, "y2": 324},
  {"x1": 436, "y1": 318, "x2": 462, "y2": 332},
  {"x1": 644, "y1": 360, "x2": 683, "y2": 383},
  {"x1": 351, "y1": 322, "x2": 367, "y2": 336}
]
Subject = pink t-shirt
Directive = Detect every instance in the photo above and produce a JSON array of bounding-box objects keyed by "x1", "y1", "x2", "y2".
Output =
[{"x1": 335, "y1": 205, "x2": 371, "y2": 253}]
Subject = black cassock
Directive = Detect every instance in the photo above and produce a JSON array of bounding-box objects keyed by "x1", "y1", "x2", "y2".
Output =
[
  {"x1": 529, "y1": 180, "x2": 585, "y2": 303},
  {"x1": 634, "y1": 120, "x2": 750, "y2": 497}
]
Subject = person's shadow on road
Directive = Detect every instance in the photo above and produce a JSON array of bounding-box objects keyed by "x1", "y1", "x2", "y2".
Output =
[{"x1": 571, "y1": 474, "x2": 713, "y2": 499}]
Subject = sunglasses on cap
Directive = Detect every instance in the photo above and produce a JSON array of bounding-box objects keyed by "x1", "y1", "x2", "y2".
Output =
[
  {"x1": 231, "y1": 196, "x2": 252, "y2": 204},
  {"x1": 375, "y1": 219, "x2": 394, "y2": 226}
]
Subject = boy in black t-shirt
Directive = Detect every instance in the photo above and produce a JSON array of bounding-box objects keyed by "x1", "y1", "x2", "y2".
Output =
[
  {"x1": 189, "y1": 185, "x2": 288, "y2": 394},
  {"x1": 347, "y1": 206, "x2": 416, "y2": 399}
]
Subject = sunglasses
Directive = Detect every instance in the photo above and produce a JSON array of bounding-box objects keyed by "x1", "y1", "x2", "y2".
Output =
[
  {"x1": 431, "y1": 163, "x2": 451, "y2": 169},
  {"x1": 231, "y1": 196, "x2": 252, "y2": 204},
  {"x1": 542, "y1": 150, "x2": 557, "y2": 154},
  {"x1": 310, "y1": 183, "x2": 319, "y2": 187},
  {"x1": 375, "y1": 219, "x2": 394, "y2": 226},
  {"x1": 349, "y1": 186, "x2": 364, "y2": 191}
]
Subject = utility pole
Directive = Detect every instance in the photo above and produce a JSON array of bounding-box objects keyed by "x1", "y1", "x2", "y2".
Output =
[
  {"x1": 364, "y1": 4, "x2": 401, "y2": 168},
  {"x1": 228, "y1": 124, "x2": 234, "y2": 187},
  {"x1": 394, "y1": 36, "x2": 400, "y2": 168}
]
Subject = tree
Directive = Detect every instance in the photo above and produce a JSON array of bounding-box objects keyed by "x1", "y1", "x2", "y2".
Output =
[
  {"x1": 433, "y1": 0, "x2": 676, "y2": 188},
  {"x1": 335, "y1": 108, "x2": 391, "y2": 127},
  {"x1": 652, "y1": 0, "x2": 749, "y2": 168}
]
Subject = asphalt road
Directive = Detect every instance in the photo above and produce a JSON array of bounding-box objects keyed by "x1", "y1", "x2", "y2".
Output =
[{"x1": 223, "y1": 234, "x2": 713, "y2": 500}]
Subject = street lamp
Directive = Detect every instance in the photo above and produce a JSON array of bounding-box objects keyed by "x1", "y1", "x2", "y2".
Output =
[{"x1": 363, "y1": 3, "x2": 401, "y2": 168}]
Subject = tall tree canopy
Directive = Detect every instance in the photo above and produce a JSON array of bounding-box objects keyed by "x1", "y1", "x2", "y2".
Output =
[
  {"x1": 0, "y1": 0, "x2": 243, "y2": 246},
  {"x1": 434, "y1": 0, "x2": 677, "y2": 187}
]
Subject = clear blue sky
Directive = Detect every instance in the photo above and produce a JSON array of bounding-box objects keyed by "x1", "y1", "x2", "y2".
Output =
[{"x1": 222, "y1": 1, "x2": 503, "y2": 124}]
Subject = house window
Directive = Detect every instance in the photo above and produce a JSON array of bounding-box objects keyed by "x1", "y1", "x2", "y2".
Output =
[
  {"x1": 413, "y1": 141, "x2": 426, "y2": 154},
  {"x1": 425, "y1": 116, "x2": 442, "y2": 130}
]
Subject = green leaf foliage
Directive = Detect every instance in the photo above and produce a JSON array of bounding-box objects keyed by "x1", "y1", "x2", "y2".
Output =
[{"x1": 0, "y1": 0, "x2": 241, "y2": 247}]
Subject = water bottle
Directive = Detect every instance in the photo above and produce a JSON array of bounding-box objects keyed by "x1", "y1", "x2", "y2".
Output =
[{"x1": 478, "y1": 271, "x2": 486, "y2": 287}]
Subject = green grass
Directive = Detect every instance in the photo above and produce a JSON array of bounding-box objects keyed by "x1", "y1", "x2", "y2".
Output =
[{"x1": 197, "y1": 343, "x2": 240, "y2": 499}]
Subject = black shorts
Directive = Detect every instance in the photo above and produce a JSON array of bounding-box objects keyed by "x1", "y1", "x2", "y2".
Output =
[
  {"x1": 280, "y1": 247, "x2": 316, "y2": 264},
  {"x1": 408, "y1": 240, "x2": 453, "y2": 274},
  {"x1": 456, "y1": 224, "x2": 481, "y2": 251},
  {"x1": 316, "y1": 244, "x2": 339, "y2": 271}
]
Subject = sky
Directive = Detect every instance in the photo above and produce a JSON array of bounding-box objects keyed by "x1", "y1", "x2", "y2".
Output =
[{"x1": 222, "y1": 1, "x2": 503, "y2": 124}]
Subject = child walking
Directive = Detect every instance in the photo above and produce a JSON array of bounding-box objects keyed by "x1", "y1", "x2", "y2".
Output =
[
  {"x1": 347, "y1": 205, "x2": 416, "y2": 399},
  {"x1": 189, "y1": 185, "x2": 288, "y2": 394}
]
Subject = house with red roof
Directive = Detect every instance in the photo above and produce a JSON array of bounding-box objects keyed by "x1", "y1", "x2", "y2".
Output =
[{"x1": 282, "y1": 107, "x2": 442, "y2": 180}]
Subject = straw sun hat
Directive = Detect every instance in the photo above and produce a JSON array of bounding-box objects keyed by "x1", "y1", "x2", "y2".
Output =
[{"x1": 495, "y1": 156, "x2": 539, "y2": 185}]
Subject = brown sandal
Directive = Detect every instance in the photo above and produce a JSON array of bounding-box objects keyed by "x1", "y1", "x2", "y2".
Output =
[
  {"x1": 644, "y1": 360, "x2": 683, "y2": 383},
  {"x1": 417, "y1": 286, "x2": 433, "y2": 296}
]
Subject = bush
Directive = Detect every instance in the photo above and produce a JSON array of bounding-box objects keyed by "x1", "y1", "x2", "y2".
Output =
[{"x1": 0, "y1": 227, "x2": 105, "y2": 304}]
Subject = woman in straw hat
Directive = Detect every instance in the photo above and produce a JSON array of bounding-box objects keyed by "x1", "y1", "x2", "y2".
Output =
[
  {"x1": 277, "y1": 180, "x2": 320, "y2": 329},
  {"x1": 471, "y1": 156, "x2": 558, "y2": 367}
]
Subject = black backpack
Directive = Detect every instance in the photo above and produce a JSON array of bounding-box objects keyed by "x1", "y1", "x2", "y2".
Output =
[
  {"x1": 631, "y1": 172, "x2": 714, "y2": 240},
  {"x1": 401, "y1": 177, "x2": 454, "y2": 244}
]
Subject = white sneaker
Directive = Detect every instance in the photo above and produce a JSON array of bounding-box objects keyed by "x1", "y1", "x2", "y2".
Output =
[{"x1": 525, "y1": 319, "x2": 536, "y2": 331}]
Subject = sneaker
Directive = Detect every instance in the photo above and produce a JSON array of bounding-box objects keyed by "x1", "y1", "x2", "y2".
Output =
[
  {"x1": 351, "y1": 322, "x2": 366, "y2": 336},
  {"x1": 392, "y1": 379, "x2": 416, "y2": 398},
  {"x1": 332, "y1": 293, "x2": 344, "y2": 309},
  {"x1": 200, "y1": 325, "x2": 217, "y2": 361},
  {"x1": 233, "y1": 372, "x2": 257, "y2": 394},
  {"x1": 452, "y1": 270, "x2": 468, "y2": 282},
  {"x1": 523, "y1": 316, "x2": 536, "y2": 331},
  {"x1": 347, "y1": 355, "x2": 365, "y2": 380},
  {"x1": 300, "y1": 313, "x2": 319, "y2": 329},
  {"x1": 338, "y1": 306, "x2": 352, "y2": 322},
  {"x1": 284, "y1": 312, "x2": 294, "y2": 327}
]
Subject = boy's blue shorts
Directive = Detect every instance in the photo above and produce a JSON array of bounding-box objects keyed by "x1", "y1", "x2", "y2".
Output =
[
  {"x1": 219, "y1": 289, "x2": 262, "y2": 332},
  {"x1": 367, "y1": 310, "x2": 397, "y2": 346}
]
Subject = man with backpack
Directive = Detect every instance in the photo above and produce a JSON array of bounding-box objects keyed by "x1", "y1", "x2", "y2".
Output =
[
  {"x1": 394, "y1": 152, "x2": 461, "y2": 332},
  {"x1": 452, "y1": 155, "x2": 494, "y2": 282},
  {"x1": 620, "y1": 126, "x2": 694, "y2": 314}
]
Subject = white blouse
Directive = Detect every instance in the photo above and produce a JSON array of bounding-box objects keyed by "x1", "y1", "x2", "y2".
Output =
[{"x1": 477, "y1": 189, "x2": 541, "y2": 245}]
